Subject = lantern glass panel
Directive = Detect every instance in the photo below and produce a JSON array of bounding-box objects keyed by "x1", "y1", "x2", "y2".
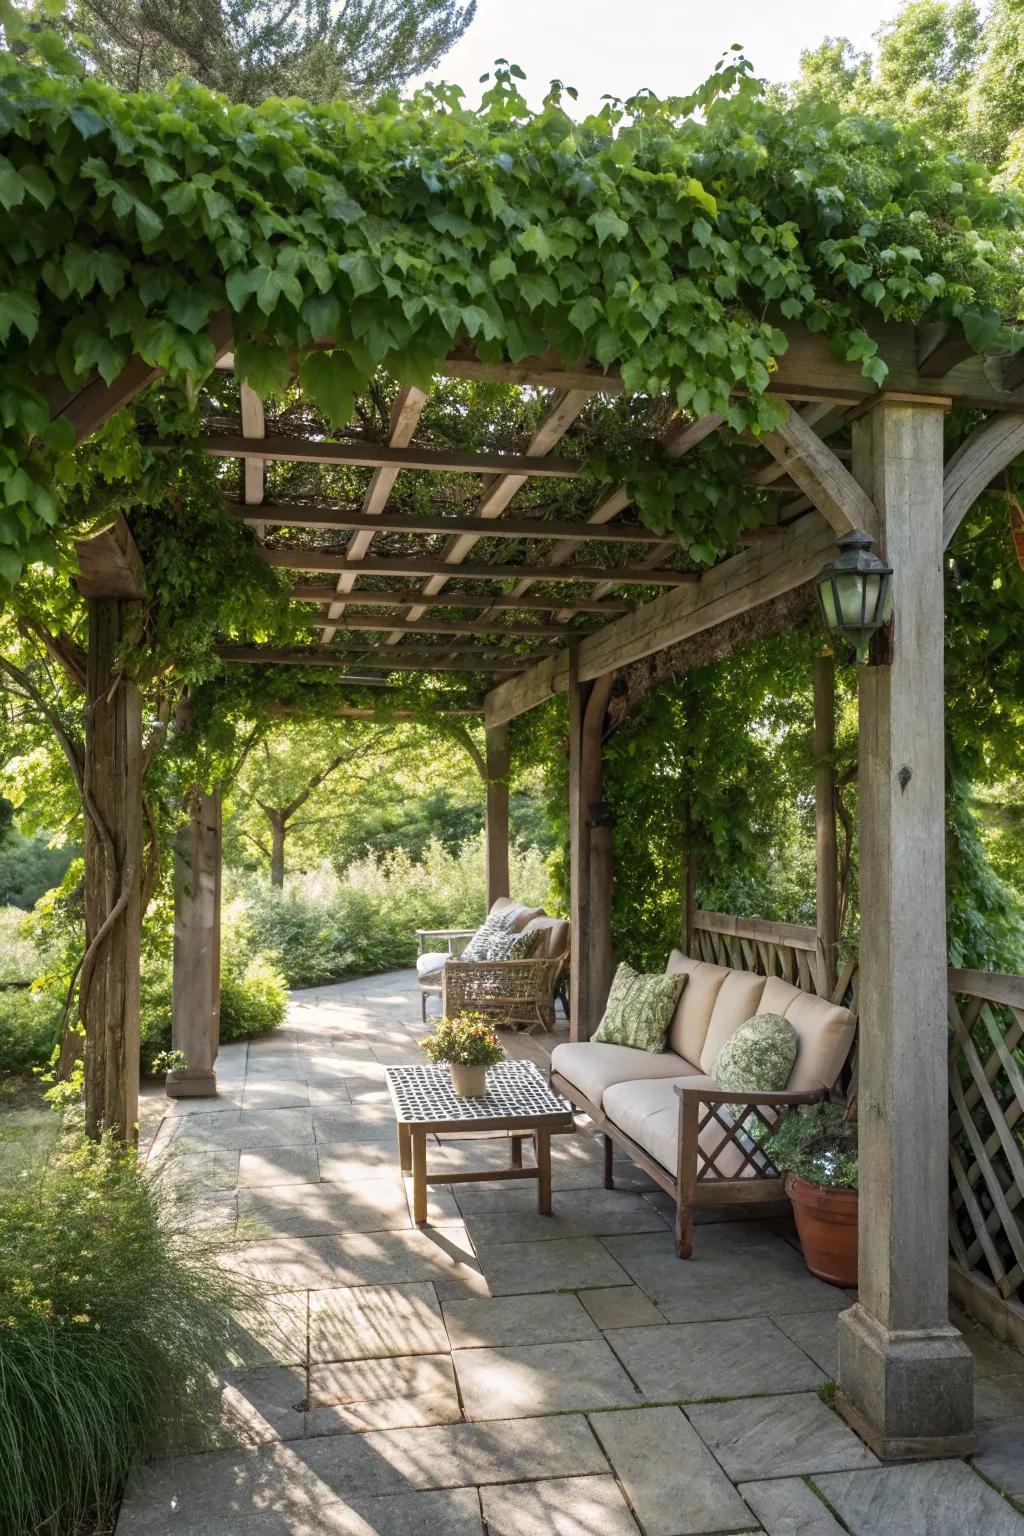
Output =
[
  {"x1": 817, "y1": 578, "x2": 839, "y2": 629},
  {"x1": 835, "y1": 572, "x2": 867, "y2": 627}
]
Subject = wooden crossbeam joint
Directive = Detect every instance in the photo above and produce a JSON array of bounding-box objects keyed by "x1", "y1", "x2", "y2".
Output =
[
  {"x1": 75, "y1": 514, "x2": 146, "y2": 600},
  {"x1": 916, "y1": 321, "x2": 973, "y2": 379},
  {"x1": 761, "y1": 403, "x2": 877, "y2": 538}
]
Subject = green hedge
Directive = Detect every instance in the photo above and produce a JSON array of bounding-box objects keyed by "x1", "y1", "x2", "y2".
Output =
[{"x1": 0, "y1": 988, "x2": 61, "y2": 1074}]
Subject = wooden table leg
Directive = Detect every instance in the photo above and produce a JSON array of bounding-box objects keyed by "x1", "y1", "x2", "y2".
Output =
[
  {"x1": 412, "y1": 1128, "x2": 428, "y2": 1224},
  {"x1": 535, "y1": 1128, "x2": 552, "y2": 1215},
  {"x1": 510, "y1": 1134, "x2": 523, "y2": 1169},
  {"x1": 398, "y1": 1123, "x2": 412, "y2": 1173}
]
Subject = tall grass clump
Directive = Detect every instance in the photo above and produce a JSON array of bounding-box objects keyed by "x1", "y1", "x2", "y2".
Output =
[{"x1": 0, "y1": 1129, "x2": 250, "y2": 1535}]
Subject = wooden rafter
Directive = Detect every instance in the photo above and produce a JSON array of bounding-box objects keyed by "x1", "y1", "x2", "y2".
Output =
[
  {"x1": 216, "y1": 646, "x2": 527, "y2": 673},
  {"x1": 191, "y1": 434, "x2": 581, "y2": 479},
  {"x1": 261, "y1": 550, "x2": 696, "y2": 584},
  {"x1": 385, "y1": 388, "x2": 590, "y2": 643},
  {"x1": 295, "y1": 614, "x2": 580, "y2": 639},
  {"x1": 290, "y1": 586, "x2": 634, "y2": 614},
  {"x1": 324, "y1": 643, "x2": 554, "y2": 662},
  {"x1": 321, "y1": 385, "x2": 427, "y2": 642},
  {"x1": 266, "y1": 700, "x2": 483, "y2": 718},
  {"x1": 231, "y1": 503, "x2": 667, "y2": 544},
  {"x1": 239, "y1": 384, "x2": 266, "y2": 538}
]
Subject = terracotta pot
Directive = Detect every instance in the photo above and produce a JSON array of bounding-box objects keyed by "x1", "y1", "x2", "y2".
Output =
[
  {"x1": 450, "y1": 1062, "x2": 488, "y2": 1097},
  {"x1": 786, "y1": 1175, "x2": 859, "y2": 1288}
]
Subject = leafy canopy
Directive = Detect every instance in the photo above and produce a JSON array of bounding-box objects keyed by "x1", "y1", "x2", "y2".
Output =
[{"x1": 0, "y1": 27, "x2": 1022, "y2": 585}]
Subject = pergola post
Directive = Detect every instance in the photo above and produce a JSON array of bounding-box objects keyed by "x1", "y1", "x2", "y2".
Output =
[
  {"x1": 836, "y1": 397, "x2": 973, "y2": 1459},
  {"x1": 484, "y1": 721, "x2": 511, "y2": 908},
  {"x1": 569, "y1": 656, "x2": 615, "y2": 1039},
  {"x1": 813, "y1": 652, "x2": 839, "y2": 995},
  {"x1": 167, "y1": 786, "x2": 222, "y2": 1099},
  {"x1": 77, "y1": 518, "x2": 145, "y2": 1143}
]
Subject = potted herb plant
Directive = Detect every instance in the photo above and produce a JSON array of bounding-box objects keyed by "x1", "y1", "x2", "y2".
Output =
[
  {"x1": 419, "y1": 1012, "x2": 505, "y2": 1097},
  {"x1": 764, "y1": 1101, "x2": 858, "y2": 1287}
]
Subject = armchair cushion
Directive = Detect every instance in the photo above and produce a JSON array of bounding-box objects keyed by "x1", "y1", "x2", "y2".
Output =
[
  {"x1": 416, "y1": 951, "x2": 449, "y2": 985},
  {"x1": 712, "y1": 1013, "x2": 798, "y2": 1096},
  {"x1": 593, "y1": 963, "x2": 687, "y2": 1053},
  {"x1": 551, "y1": 1040, "x2": 701, "y2": 1109}
]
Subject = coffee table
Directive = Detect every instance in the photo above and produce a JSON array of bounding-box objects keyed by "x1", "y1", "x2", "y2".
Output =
[{"x1": 385, "y1": 1061, "x2": 575, "y2": 1224}]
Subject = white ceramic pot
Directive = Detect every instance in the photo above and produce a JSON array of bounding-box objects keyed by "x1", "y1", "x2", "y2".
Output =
[{"x1": 450, "y1": 1063, "x2": 488, "y2": 1097}]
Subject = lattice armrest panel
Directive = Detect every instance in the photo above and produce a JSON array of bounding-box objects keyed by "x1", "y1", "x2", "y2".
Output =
[
  {"x1": 445, "y1": 959, "x2": 558, "y2": 1006},
  {"x1": 693, "y1": 1100, "x2": 783, "y2": 1182}
]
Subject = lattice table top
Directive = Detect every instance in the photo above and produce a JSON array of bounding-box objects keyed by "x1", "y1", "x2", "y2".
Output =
[{"x1": 385, "y1": 1060, "x2": 574, "y2": 1128}]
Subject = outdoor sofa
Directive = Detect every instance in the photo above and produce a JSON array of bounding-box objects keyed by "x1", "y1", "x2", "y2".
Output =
[
  {"x1": 550, "y1": 950, "x2": 856, "y2": 1257},
  {"x1": 416, "y1": 897, "x2": 570, "y2": 1031}
]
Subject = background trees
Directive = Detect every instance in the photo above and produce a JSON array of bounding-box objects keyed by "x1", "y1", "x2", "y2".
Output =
[{"x1": 66, "y1": 0, "x2": 477, "y2": 103}]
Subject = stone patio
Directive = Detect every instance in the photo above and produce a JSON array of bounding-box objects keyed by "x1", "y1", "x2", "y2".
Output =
[{"x1": 123, "y1": 970, "x2": 1024, "y2": 1535}]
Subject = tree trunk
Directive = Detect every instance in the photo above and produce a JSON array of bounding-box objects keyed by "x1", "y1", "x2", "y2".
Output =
[
  {"x1": 269, "y1": 810, "x2": 286, "y2": 887},
  {"x1": 82, "y1": 597, "x2": 143, "y2": 1143}
]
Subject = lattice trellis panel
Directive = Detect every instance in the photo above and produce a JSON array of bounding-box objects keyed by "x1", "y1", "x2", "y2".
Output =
[{"x1": 948, "y1": 977, "x2": 1024, "y2": 1302}]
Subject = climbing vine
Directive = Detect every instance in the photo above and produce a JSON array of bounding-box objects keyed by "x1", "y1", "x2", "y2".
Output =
[{"x1": 0, "y1": 20, "x2": 1022, "y2": 581}]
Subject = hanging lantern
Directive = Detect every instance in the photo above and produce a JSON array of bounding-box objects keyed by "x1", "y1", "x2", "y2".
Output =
[{"x1": 816, "y1": 531, "x2": 894, "y2": 665}]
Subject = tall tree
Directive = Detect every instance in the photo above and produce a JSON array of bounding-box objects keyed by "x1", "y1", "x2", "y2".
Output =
[{"x1": 67, "y1": 0, "x2": 477, "y2": 104}]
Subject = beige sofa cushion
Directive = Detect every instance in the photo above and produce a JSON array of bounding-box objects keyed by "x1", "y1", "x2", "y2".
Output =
[
  {"x1": 603, "y1": 1076, "x2": 756, "y2": 1180},
  {"x1": 550, "y1": 1040, "x2": 700, "y2": 1110},
  {"x1": 522, "y1": 916, "x2": 569, "y2": 959},
  {"x1": 783, "y1": 990, "x2": 855, "y2": 1092},
  {"x1": 698, "y1": 970, "x2": 771, "y2": 1073},
  {"x1": 759, "y1": 976, "x2": 806, "y2": 1016},
  {"x1": 664, "y1": 952, "x2": 731, "y2": 1063}
]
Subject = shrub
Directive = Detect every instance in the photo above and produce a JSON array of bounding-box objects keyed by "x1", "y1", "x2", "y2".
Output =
[
  {"x1": 763, "y1": 1102, "x2": 858, "y2": 1190},
  {"x1": 0, "y1": 905, "x2": 44, "y2": 985},
  {"x1": 0, "y1": 987, "x2": 61, "y2": 1073},
  {"x1": 219, "y1": 955, "x2": 287, "y2": 1042},
  {"x1": 233, "y1": 833, "x2": 552, "y2": 987},
  {"x1": 0, "y1": 1128, "x2": 251, "y2": 1535}
]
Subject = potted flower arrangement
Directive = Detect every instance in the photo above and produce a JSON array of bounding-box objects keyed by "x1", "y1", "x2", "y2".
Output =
[
  {"x1": 419, "y1": 1012, "x2": 504, "y2": 1097},
  {"x1": 764, "y1": 1101, "x2": 858, "y2": 1287}
]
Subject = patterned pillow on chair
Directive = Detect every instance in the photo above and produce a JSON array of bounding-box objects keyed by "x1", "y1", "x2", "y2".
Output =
[
  {"x1": 484, "y1": 926, "x2": 545, "y2": 962},
  {"x1": 460, "y1": 909, "x2": 519, "y2": 961}
]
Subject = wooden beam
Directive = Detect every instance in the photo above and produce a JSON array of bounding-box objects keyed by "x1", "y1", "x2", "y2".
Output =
[
  {"x1": 916, "y1": 322, "x2": 973, "y2": 379},
  {"x1": 327, "y1": 643, "x2": 555, "y2": 662},
  {"x1": 297, "y1": 613, "x2": 579, "y2": 639},
  {"x1": 321, "y1": 385, "x2": 428, "y2": 641},
  {"x1": 291, "y1": 585, "x2": 634, "y2": 615},
  {"x1": 813, "y1": 652, "x2": 839, "y2": 996},
  {"x1": 262, "y1": 549, "x2": 696, "y2": 584},
  {"x1": 761, "y1": 402, "x2": 878, "y2": 537},
  {"x1": 1002, "y1": 352, "x2": 1024, "y2": 394},
  {"x1": 265, "y1": 700, "x2": 483, "y2": 719},
  {"x1": 191, "y1": 434, "x2": 582, "y2": 479},
  {"x1": 232, "y1": 503, "x2": 665, "y2": 544},
  {"x1": 75, "y1": 514, "x2": 146, "y2": 600},
  {"x1": 239, "y1": 385, "x2": 265, "y2": 513},
  {"x1": 169, "y1": 786, "x2": 222, "y2": 1099},
  {"x1": 484, "y1": 511, "x2": 837, "y2": 725},
  {"x1": 215, "y1": 646, "x2": 527, "y2": 673},
  {"x1": 942, "y1": 413, "x2": 1024, "y2": 548}
]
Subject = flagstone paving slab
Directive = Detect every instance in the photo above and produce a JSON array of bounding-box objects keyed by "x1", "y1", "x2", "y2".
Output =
[
  {"x1": 175, "y1": 1108, "x2": 316, "y2": 1151},
  {"x1": 591, "y1": 1405, "x2": 753, "y2": 1536},
  {"x1": 227, "y1": 1227, "x2": 481, "y2": 1292},
  {"x1": 580, "y1": 1285, "x2": 667, "y2": 1330},
  {"x1": 772, "y1": 1310, "x2": 840, "y2": 1377},
  {"x1": 453, "y1": 1338, "x2": 643, "y2": 1419},
  {"x1": 307, "y1": 1354, "x2": 461, "y2": 1435},
  {"x1": 812, "y1": 1459, "x2": 1024, "y2": 1535},
  {"x1": 480, "y1": 1475, "x2": 640, "y2": 1536},
  {"x1": 603, "y1": 1227, "x2": 849, "y2": 1323},
  {"x1": 473, "y1": 1236, "x2": 631, "y2": 1295},
  {"x1": 237, "y1": 1178, "x2": 460, "y2": 1236},
  {"x1": 605, "y1": 1317, "x2": 826, "y2": 1402},
  {"x1": 315, "y1": 1139, "x2": 408, "y2": 1181},
  {"x1": 686, "y1": 1393, "x2": 879, "y2": 1481},
  {"x1": 442, "y1": 1292, "x2": 601, "y2": 1349},
  {"x1": 460, "y1": 1189, "x2": 669, "y2": 1245},
  {"x1": 310, "y1": 1283, "x2": 449, "y2": 1362},
  {"x1": 973, "y1": 1414, "x2": 1024, "y2": 1500},
  {"x1": 169, "y1": 1487, "x2": 485, "y2": 1536},
  {"x1": 738, "y1": 1477, "x2": 847, "y2": 1535},
  {"x1": 219, "y1": 1365, "x2": 308, "y2": 1445},
  {"x1": 237, "y1": 1147, "x2": 321, "y2": 1187},
  {"x1": 224, "y1": 1292, "x2": 309, "y2": 1369}
]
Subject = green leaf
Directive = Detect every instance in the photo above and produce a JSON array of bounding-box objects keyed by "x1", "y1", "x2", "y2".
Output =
[
  {"x1": 0, "y1": 546, "x2": 23, "y2": 587},
  {"x1": 0, "y1": 155, "x2": 24, "y2": 210},
  {"x1": 488, "y1": 254, "x2": 516, "y2": 283},
  {"x1": 167, "y1": 291, "x2": 213, "y2": 333},
  {"x1": 234, "y1": 339, "x2": 292, "y2": 398},
  {"x1": 684, "y1": 178, "x2": 717, "y2": 215},
  {"x1": 519, "y1": 224, "x2": 553, "y2": 259},
  {"x1": 69, "y1": 105, "x2": 106, "y2": 140},
  {"x1": 338, "y1": 253, "x2": 378, "y2": 298},
  {"x1": 299, "y1": 350, "x2": 360, "y2": 426},
  {"x1": 589, "y1": 210, "x2": 628, "y2": 246},
  {"x1": 301, "y1": 292, "x2": 341, "y2": 338},
  {"x1": 0, "y1": 291, "x2": 39, "y2": 344}
]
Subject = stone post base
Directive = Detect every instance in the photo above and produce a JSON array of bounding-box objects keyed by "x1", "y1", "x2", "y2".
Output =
[
  {"x1": 166, "y1": 1067, "x2": 218, "y2": 1099},
  {"x1": 837, "y1": 1303, "x2": 975, "y2": 1461}
]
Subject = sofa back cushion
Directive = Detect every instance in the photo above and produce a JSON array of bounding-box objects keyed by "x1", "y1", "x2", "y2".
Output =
[
  {"x1": 698, "y1": 970, "x2": 771, "y2": 1073},
  {"x1": 493, "y1": 900, "x2": 544, "y2": 932},
  {"x1": 782, "y1": 990, "x2": 856, "y2": 1092},
  {"x1": 664, "y1": 952, "x2": 731, "y2": 1064},
  {"x1": 522, "y1": 916, "x2": 569, "y2": 960}
]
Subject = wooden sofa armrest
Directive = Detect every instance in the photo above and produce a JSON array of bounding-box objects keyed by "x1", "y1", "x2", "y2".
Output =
[{"x1": 675, "y1": 1084, "x2": 827, "y2": 1109}]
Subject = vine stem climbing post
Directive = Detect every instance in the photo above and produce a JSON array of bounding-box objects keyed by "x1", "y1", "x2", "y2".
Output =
[
  {"x1": 76, "y1": 517, "x2": 145, "y2": 1144},
  {"x1": 168, "y1": 783, "x2": 222, "y2": 1099},
  {"x1": 484, "y1": 721, "x2": 510, "y2": 909},
  {"x1": 836, "y1": 396, "x2": 973, "y2": 1458},
  {"x1": 813, "y1": 652, "x2": 839, "y2": 995}
]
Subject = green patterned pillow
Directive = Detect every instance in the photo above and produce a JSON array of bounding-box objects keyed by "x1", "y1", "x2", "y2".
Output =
[
  {"x1": 485, "y1": 926, "x2": 545, "y2": 961},
  {"x1": 713, "y1": 1013, "x2": 798, "y2": 1094},
  {"x1": 592, "y1": 963, "x2": 686, "y2": 1053}
]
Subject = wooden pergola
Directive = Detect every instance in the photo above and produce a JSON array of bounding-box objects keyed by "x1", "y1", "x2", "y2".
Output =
[{"x1": 53, "y1": 313, "x2": 1024, "y2": 1467}]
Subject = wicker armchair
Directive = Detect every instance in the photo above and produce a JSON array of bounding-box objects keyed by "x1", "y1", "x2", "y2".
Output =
[{"x1": 442, "y1": 950, "x2": 567, "y2": 1034}]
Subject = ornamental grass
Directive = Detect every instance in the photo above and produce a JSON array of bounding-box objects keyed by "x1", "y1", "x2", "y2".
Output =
[{"x1": 0, "y1": 1125, "x2": 252, "y2": 1535}]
